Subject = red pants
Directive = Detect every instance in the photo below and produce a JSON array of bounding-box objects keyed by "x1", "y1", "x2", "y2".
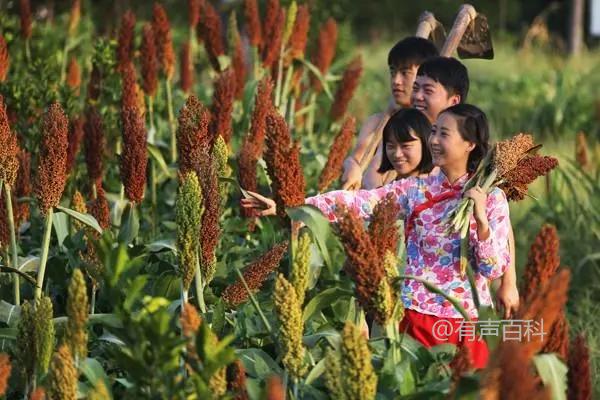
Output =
[{"x1": 399, "y1": 309, "x2": 489, "y2": 369}]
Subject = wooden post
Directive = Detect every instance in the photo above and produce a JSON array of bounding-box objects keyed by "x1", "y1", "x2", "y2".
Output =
[{"x1": 568, "y1": 0, "x2": 585, "y2": 56}]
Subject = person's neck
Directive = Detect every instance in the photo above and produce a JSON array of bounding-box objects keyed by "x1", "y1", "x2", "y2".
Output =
[
  {"x1": 397, "y1": 170, "x2": 419, "y2": 179},
  {"x1": 440, "y1": 165, "x2": 468, "y2": 184}
]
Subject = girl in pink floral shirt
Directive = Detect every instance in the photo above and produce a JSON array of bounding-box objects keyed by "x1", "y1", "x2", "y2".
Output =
[{"x1": 242, "y1": 105, "x2": 510, "y2": 368}]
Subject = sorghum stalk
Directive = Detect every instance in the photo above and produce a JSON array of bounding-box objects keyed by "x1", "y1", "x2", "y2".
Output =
[
  {"x1": 287, "y1": 96, "x2": 296, "y2": 129},
  {"x1": 166, "y1": 79, "x2": 176, "y2": 163},
  {"x1": 4, "y1": 185, "x2": 20, "y2": 304},
  {"x1": 34, "y1": 209, "x2": 54, "y2": 300},
  {"x1": 305, "y1": 92, "x2": 317, "y2": 136},
  {"x1": 194, "y1": 255, "x2": 207, "y2": 314},
  {"x1": 147, "y1": 96, "x2": 158, "y2": 236},
  {"x1": 233, "y1": 265, "x2": 274, "y2": 337},
  {"x1": 60, "y1": 39, "x2": 71, "y2": 84},
  {"x1": 279, "y1": 65, "x2": 294, "y2": 115},
  {"x1": 90, "y1": 287, "x2": 96, "y2": 314},
  {"x1": 274, "y1": 40, "x2": 286, "y2": 108}
]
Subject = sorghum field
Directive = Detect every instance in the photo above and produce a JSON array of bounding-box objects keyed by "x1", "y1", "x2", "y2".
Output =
[{"x1": 0, "y1": 1, "x2": 598, "y2": 399}]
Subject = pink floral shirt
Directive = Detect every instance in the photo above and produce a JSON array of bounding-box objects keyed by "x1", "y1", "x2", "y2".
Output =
[{"x1": 306, "y1": 170, "x2": 510, "y2": 319}]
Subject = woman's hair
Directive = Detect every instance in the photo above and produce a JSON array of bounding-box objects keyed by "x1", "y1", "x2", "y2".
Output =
[
  {"x1": 439, "y1": 104, "x2": 490, "y2": 172},
  {"x1": 378, "y1": 108, "x2": 433, "y2": 174}
]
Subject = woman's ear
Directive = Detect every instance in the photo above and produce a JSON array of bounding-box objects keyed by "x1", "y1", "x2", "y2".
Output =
[{"x1": 466, "y1": 141, "x2": 476, "y2": 152}]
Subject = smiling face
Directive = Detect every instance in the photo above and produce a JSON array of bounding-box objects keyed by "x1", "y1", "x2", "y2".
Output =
[
  {"x1": 384, "y1": 131, "x2": 422, "y2": 177},
  {"x1": 411, "y1": 75, "x2": 461, "y2": 123},
  {"x1": 389, "y1": 64, "x2": 419, "y2": 107},
  {"x1": 428, "y1": 112, "x2": 475, "y2": 170}
]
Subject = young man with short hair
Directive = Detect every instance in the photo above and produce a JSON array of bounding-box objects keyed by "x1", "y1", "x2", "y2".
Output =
[{"x1": 341, "y1": 37, "x2": 439, "y2": 190}]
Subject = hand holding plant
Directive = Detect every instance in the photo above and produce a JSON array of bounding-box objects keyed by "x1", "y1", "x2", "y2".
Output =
[
  {"x1": 240, "y1": 190, "x2": 277, "y2": 216},
  {"x1": 446, "y1": 133, "x2": 558, "y2": 277}
]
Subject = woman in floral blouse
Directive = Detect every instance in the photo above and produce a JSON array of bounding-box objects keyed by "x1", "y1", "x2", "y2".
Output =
[{"x1": 242, "y1": 105, "x2": 510, "y2": 368}]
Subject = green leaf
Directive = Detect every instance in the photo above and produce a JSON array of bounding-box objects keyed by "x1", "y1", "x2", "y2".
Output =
[
  {"x1": 146, "y1": 239, "x2": 177, "y2": 254},
  {"x1": 98, "y1": 332, "x2": 125, "y2": 346},
  {"x1": 115, "y1": 378, "x2": 134, "y2": 389},
  {"x1": 52, "y1": 211, "x2": 69, "y2": 246},
  {"x1": 80, "y1": 358, "x2": 111, "y2": 391},
  {"x1": 237, "y1": 348, "x2": 283, "y2": 378},
  {"x1": 302, "y1": 287, "x2": 353, "y2": 322},
  {"x1": 453, "y1": 375, "x2": 480, "y2": 400},
  {"x1": 287, "y1": 205, "x2": 336, "y2": 274},
  {"x1": 219, "y1": 176, "x2": 254, "y2": 199},
  {"x1": 217, "y1": 54, "x2": 231, "y2": 71},
  {"x1": 118, "y1": 203, "x2": 139, "y2": 244},
  {"x1": 123, "y1": 275, "x2": 149, "y2": 311},
  {"x1": 57, "y1": 205, "x2": 103, "y2": 234},
  {"x1": 0, "y1": 328, "x2": 17, "y2": 340},
  {"x1": 533, "y1": 353, "x2": 568, "y2": 400},
  {"x1": 245, "y1": 378, "x2": 263, "y2": 400},
  {"x1": 211, "y1": 299, "x2": 226, "y2": 337},
  {"x1": 110, "y1": 197, "x2": 128, "y2": 227},
  {"x1": 148, "y1": 143, "x2": 171, "y2": 177},
  {"x1": 399, "y1": 334, "x2": 433, "y2": 365},
  {"x1": 0, "y1": 301, "x2": 20, "y2": 326},
  {"x1": 297, "y1": 58, "x2": 333, "y2": 100},
  {"x1": 152, "y1": 272, "x2": 180, "y2": 299},
  {"x1": 18, "y1": 255, "x2": 40, "y2": 273},
  {"x1": 303, "y1": 330, "x2": 341, "y2": 348},
  {"x1": 106, "y1": 244, "x2": 130, "y2": 287},
  {"x1": 53, "y1": 313, "x2": 123, "y2": 329},
  {"x1": 305, "y1": 357, "x2": 327, "y2": 385},
  {"x1": 398, "y1": 359, "x2": 417, "y2": 395},
  {"x1": 478, "y1": 306, "x2": 501, "y2": 351},
  {"x1": 242, "y1": 78, "x2": 260, "y2": 114},
  {"x1": 294, "y1": 103, "x2": 315, "y2": 117}
]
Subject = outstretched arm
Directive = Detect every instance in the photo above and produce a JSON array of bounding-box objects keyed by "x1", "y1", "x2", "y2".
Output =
[
  {"x1": 241, "y1": 178, "x2": 412, "y2": 223},
  {"x1": 240, "y1": 191, "x2": 277, "y2": 216}
]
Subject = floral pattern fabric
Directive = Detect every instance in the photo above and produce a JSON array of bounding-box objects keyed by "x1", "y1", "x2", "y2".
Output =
[{"x1": 306, "y1": 170, "x2": 511, "y2": 319}]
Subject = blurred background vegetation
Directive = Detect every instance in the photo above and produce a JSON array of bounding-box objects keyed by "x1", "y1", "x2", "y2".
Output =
[{"x1": 1, "y1": 0, "x2": 599, "y2": 394}]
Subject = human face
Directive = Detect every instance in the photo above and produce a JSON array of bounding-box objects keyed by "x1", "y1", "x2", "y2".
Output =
[
  {"x1": 411, "y1": 75, "x2": 460, "y2": 123},
  {"x1": 428, "y1": 112, "x2": 474, "y2": 171},
  {"x1": 385, "y1": 132, "x2": 422, "y2": 177},
  {"x1": 389, "y1": 64, "x2": 418, "y2": 107}
]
